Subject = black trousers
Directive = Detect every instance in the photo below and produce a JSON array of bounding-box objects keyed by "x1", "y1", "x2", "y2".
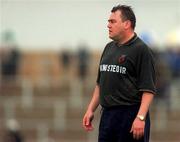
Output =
[{"x1": 98, "y1": 105, "x2": 150, "y2": 142}]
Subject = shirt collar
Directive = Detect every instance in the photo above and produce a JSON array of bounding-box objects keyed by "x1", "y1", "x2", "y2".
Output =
[{"x1": 116, "y1": 33, "x2": 138, "y2": 46}]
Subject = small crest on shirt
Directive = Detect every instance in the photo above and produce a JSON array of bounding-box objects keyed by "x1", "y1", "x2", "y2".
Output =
[{"x1": 118, "y1": 55, "x2": 126, "y2": 64}]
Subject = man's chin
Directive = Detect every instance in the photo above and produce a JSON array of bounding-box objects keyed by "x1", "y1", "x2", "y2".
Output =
[
  {"x1": 109, "y1": 35, "x2": 113, "y2": 39},
  {"x1": 109, "y1": 36, "x2": 115, "y2": 40}
]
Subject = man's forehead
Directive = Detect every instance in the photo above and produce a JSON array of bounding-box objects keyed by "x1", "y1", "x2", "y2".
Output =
[{"x1": 109, "y1": 10, "x2": 122, "y2": 20}]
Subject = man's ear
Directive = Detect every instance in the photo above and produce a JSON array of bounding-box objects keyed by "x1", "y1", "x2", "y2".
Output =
[{"x1": 124, "y1": 20, "x2": 131, "y2": 30}]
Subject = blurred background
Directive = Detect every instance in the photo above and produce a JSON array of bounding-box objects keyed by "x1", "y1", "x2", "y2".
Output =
[{"x1": 0, "y1": 0, "x2": 180, "y2": 142}]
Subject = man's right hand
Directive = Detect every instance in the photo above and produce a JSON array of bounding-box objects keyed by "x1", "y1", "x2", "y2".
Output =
[{"x1": 82, "y1": 110, "x2": 94, "y2": 131}]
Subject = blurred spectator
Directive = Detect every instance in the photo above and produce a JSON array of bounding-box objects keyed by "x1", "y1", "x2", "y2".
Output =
[
  {"x1": 1, "y1": 46, "x2": 20, "y2": 80},
  {"x1": 166, "y1": 48, "x2": 180, "y2": 79},
  {"x1": 154, "y1": 49, "x2": 172, "y2": 112},
  {"x1": 3, "y1": 119, "x2": 24, "y2": 142},
  {"x1": 77, "y1": 44, "x2": 90, "y2": 81},
  {"x1": 60, "y1": 49, "x2": 71, "y2": 71},
  {"x1": 173, "y1": 51, "x2": 180, "y2": 78}
]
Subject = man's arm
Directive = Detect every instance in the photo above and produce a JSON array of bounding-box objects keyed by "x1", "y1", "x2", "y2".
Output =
[
  {"x1": 130, "y1": 92, "x2": 154, "y2": 140},
  {"x1": 137, "y1": 92, "x2": 154, "y2": 117},
  {"x1": 82, "y1": 85, "x2": 100, "y2": 131}
]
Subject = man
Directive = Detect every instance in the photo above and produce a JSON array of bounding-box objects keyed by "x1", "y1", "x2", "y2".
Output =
[{"x1": 82, "y1": 4, "x2": 156, "y2": 142}]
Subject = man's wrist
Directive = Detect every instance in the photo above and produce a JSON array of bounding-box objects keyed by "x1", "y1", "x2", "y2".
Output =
[
  {"x1": 136, "y1": 115, "x2": 145, "y2": 121},
  {"x1": 87, "y1": 107, "x2": 95, "y2": 113}
]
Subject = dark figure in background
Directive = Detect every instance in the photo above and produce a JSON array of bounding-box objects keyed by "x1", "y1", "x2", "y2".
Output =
[
  {"x1": 3, "y1": 119, "x2": 24, "y2": 142},
  {"x1": 4, "y1": 130, "x2": 23, "y2": 142},
  {"x1": 166, "y1": 48, "x2": 180, "y2": 79},
  {"x1": 175, "y1": 49, "x2": 180, "y2": 78},
  {"x1": 61, "y1": 50, "x2": 71, "y2": 71},
  {"x1": 1, "y1": 47, "x2": 20, "y2": 79},
  {"x1": 77, "y1": 46, "x2": 90, "y2": 80},
  {"x1": 154, "y1": 49, "x2": 172, "y2": 112}
]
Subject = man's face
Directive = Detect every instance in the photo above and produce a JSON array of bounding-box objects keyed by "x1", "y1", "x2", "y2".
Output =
[{"x1": 107, "y1": 10, "x2": 126, "y2": 41}]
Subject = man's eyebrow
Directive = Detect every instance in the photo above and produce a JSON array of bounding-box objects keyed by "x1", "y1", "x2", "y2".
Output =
[{"x1": 108, "y1": 19, "x2": 115, "y2": 22}]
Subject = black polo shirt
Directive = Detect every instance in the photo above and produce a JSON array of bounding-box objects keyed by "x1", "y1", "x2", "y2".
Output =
[{"x1": 97, "y1": 34, "x2": 156, "y2": 107}]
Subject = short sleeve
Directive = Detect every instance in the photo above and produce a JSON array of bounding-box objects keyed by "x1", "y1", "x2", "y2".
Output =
[
  {"x1": 136, "y1": 46, "x2": 156, "y2": 95},
  {"x1": 96, "y1": 43, "x2": 110, "y2": 84},
  {"x1": 96, "y1": 68, "x2": 100, "y2": 84}
]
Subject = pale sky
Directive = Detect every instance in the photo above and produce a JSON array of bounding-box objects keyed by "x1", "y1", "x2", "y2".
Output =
[{"x1": 0, "y1": 0, "x2": 180, "y2": 50}]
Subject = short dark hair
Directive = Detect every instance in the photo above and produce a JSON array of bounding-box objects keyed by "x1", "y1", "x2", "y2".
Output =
[{"x1": 111, "y1": 5, "x2": 136, "y2": 30}]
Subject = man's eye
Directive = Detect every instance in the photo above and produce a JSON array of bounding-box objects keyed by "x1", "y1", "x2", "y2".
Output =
[
  {"x1": 112, "y1": 21, "x2": 116, "y2": 23},
  {"x1": 110, "y1": 20, "x2": 116, "y2": 23}
]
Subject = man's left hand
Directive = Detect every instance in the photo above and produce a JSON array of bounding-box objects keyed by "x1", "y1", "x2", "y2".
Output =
[{"x1": 130, "y1": 117, "x2": 145, "y2": 140}]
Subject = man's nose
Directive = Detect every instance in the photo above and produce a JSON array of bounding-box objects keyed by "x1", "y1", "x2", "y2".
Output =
[{"x1": 107, "y1": 23, "x2": 111, "y2": 28}]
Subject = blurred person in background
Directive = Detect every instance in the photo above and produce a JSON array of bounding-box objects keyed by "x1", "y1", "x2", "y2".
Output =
[
  {"x1": 154, "y1": 49, "x2": 172, "y2": 112},
  {"x1": 77, "y1": 44, "x2": 90, "y2": 81},
  {"x1": 60, "y1": 49, "x2": 71, "y2": 72},
  {"x1": 60, "y1": 48, "x2": 72, "y2": 84},
  {"x1": 83, "y1": 4, "x2": 156, "y2": 142},
  {"x1": 166, "y1": 47, "x2": 180, "y2": 79},
  {"x1": 3, "y1": 119, "x2": 24, "y2": 142},
  {"x1": 1, "y1": 46, "x2": 20, "y2": 81},
  {"x1": 151, "y1": 49, "x2": 172, "y2": 130}
]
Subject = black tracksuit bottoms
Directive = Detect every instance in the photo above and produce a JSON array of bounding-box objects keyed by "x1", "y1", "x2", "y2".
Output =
[{"x1": 98, "y1": 105, "x2": 150, "y2": 142}]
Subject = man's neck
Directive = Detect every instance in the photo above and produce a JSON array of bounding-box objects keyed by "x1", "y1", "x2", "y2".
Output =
[{"x1": 118, "y1": 31, "x2": 135, "y2": 45}]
